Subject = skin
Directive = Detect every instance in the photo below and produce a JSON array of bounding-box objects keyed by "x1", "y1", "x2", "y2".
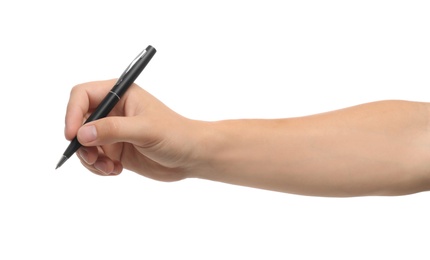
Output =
[{"x1": 65, "y1": 79, "x2": 430, "y2": 197}]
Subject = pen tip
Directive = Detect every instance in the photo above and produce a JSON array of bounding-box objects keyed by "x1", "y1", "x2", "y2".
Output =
[{"x1": 56, "y1": 155, "x2": 68, "y2": 170}]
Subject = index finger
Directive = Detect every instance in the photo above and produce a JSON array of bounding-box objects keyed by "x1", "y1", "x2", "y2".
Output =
[{"x1": 64, "y1": 79, "x2": 118, "y2": 140}]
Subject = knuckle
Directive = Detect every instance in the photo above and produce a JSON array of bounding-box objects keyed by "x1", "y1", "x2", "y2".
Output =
[
  {"x1": 102, "y1": 118, "x2": 121, "y2": 139},
  {"x1": 70, "y1": 84, "x2": 83, "y2": 96}
]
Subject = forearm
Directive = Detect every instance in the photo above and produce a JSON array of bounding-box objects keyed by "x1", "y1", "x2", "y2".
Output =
[{"x1": 193, "y1": 100, "x2": 430, "y2": 196}]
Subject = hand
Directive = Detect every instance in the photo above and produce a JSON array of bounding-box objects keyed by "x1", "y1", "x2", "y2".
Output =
[{"x1": 65, "y1": 79, "x2": 202, "y2": 180}]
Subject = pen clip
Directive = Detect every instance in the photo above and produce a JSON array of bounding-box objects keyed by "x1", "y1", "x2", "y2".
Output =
[{"x1": 116, "y1": 49, "x2": 147, "y2": 85}]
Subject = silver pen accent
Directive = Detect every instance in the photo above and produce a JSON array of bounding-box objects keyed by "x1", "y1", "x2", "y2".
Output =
[{"x1": 116, "y1": 49, "x2": 147, "y2": 85}]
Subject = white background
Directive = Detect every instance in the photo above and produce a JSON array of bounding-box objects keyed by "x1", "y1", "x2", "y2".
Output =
[{"x1": 1, "y1": 1, "x2": 430, "y2": 259}]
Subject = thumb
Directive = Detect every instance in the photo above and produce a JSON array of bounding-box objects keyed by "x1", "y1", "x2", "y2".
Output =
[{"x1": 77, "y1": 116, "x2": 150, "y2": 146}]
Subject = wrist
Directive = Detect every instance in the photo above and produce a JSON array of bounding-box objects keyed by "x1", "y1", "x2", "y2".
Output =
[
  {"x1": 189, "y1": 119, "x2": 280, "y2": 186},
  {"x1": 187, "y1": 120, "x2": 225, "y2": 180}
]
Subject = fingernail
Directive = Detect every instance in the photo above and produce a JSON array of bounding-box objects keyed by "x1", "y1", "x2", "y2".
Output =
[
  {"x1": 94, "y1": 161, "x2": 109, "y2": 175},
  {"x1": 78, "y1": 148, "x2": 89, "y2": 164},
  {"x1": 79, "y1": 125, "x2": 97, "y2": 143}
]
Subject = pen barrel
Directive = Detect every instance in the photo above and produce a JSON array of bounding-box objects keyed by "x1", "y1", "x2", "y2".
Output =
[
  {"x1": 63, "y1": 136, "x2": 82, "y2": 158},
  {"x1": 85, "y1": 92, "x2": 120, "y2": 123},
  {"x1": 58, "y1": 45, "x2": 156, "y2": 168}
]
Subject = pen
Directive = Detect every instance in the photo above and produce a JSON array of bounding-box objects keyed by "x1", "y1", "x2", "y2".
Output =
[{"x1": 56, "y1": 45, "x2": 156, "y2": 169}]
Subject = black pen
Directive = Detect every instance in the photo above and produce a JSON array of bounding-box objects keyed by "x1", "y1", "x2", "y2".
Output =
[{"x1": 56, "y1": 45, "x2": 156, "y2": 169}]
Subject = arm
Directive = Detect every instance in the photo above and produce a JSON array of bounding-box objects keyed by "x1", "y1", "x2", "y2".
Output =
[
  {"x1": 193, "y1": 101, "x2": 430, "y2": 196},
  {"x1": 67, "y1": 80, "x2": 430, "y2": 197}
]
